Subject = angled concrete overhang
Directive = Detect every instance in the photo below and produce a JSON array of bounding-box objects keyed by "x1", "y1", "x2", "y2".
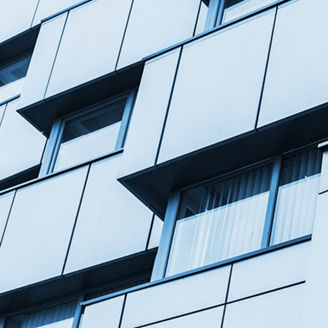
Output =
[{"x1": 119, "y1": 103, "x2": 328, "y2": 218}]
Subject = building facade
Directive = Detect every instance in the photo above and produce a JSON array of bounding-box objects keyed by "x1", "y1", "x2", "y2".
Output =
[{"x1": 0, "y1": 0, "x2": 327, "y2": 326}]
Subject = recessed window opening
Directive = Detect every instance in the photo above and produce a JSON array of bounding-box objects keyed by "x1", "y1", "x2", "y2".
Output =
[
  {"x1": 5, "y1": 300, "x2": 77, "y2": 328},
  {"x1": 165, "y1": 147, "x2": 321, "y2": 276},
  {"x1": 0, "y1": 53, "x2": 32, "y2": 87},
  {"x1": 49, "y1": 91, "x2": 135, "y2": 173}
]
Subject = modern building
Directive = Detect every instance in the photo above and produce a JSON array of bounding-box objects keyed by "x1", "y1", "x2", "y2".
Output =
[{"x1": 0, "y1": 0, "x2": 327, "y2": 326}]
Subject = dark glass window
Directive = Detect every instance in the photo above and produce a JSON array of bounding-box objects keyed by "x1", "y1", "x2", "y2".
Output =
[{"x1": 0, "y1": 54, "x2": 31, "y2": 87}]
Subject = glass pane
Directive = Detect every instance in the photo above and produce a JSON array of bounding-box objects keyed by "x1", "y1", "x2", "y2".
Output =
[
  {"x1": 166, "y1": 164, "x2": 272, "y2": 276},
  {"x1": 0, "y1": 54, "x2": 31, "y2": 87},
  {"x1": 222, "y1": 0, "x2": 277, "y2": 24},
  {"x1": 270, "y1": 148, "x2": 322, "y2": 245},
  {"x1": 54, "y1": 98, "x2": 126, "y2": 172},
  {"x1": 5, "y1": 300, "x2": 76, "y2": 328}
]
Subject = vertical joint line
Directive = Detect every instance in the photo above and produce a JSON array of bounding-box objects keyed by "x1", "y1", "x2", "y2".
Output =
[
  {"x1": 31, "y1": 0, "x2": 42, "y2": 27},
  {"x1": 220, "y1": 264, "x2": 233, "y2": 328},
  {"x1": 115, "y1": 0, "x2": 135, "y2": 71},
  {"x1": 145, "y1": 213, "x2": 156, "y2": 250},
  {"x1": 43, "y1": 11, "x2": 70, "y2": 99},
  {"x1": 0, "y1": 190, "x2": 17, "y2": 247},
  {"x1": 118, "y1": 294, "x2": 128, "y2": 328},
  {"x1": 154, "y1": 47, "x2": 183, "y2": 165},
  {"x1": 254, "y1": 6, "x2": 279, "y2": 129},
  {"x1": 192, "y1": 0, "x2": 203, "y2": 37},
  {"x1": 61, "y1": 164, "x2": 92, "y2": 275}
]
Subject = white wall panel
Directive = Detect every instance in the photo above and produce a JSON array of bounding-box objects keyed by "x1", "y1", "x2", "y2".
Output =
[
  {"x1": 64, "y1": 155, "x2": 152, "y2": 274},
  {"x1": 117, "y1": 0, "x2": 199, "y2": 69},
  {"x1": 80, "y1": 296, "x2": 124, "y2": 328},
  {"x1": 33, "y1": 0, "x2": 82, "y2": 25},
  {"x1": 0, "y1": 0, "x2": 39, "y2": 43},
  {"x1": 258, "y1": 0, "x2": 328, "y2": 126},
  {"x1": 148, "y1": 216, "x2": 163, "y2": 249},
  {"x1": 301, "y1": 191, "x2": 328, "y2": 328},
  {"x1": 224, "y1": 285, "x2": 304, "y2": 328},
  {"x1": 145, "y1": 307, "x2": 224, "y2": 328},
  {"x1": 119, "y1": 49, "x2": 180, "y2": 178},
  {"x1": 18, "y1": 13, "x2": 68, "y2": 109},
  {"x1": 121, "y1": 266, "x2": 230, "y2": 328},
  {"x1": 0, "y1": 79, "x2": 25, "y2": 104},
  {"x1": 158, "y1": 11, "x2": 275, "y2": 163},
  {"x1": 0, "y1": 192, "x2": 14, "y2": 242},
  {"x1": 0, "y1": 167, "x2": 88, "y2": 292},
  {"x1": 46, "y1": 0, "x2": 132, "y2": 97},
  {"x1": 0, "y1": 99, "x2": 46, "y2": 180},
  {"x1": 228, "y1": 242, "x2": 310, "y2": 301}
]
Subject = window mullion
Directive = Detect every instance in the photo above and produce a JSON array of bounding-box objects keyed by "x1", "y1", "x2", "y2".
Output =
[
  {"x1": 261, "y1": 156, "x2": 282, "y2": 248},
  {"x1": 38, "y1": 118, "x2": 64, "y2": 177},
  {"x1": 204, "y1": 0, "x2": 225, "y2": 30},
  {"x1": 151, "y1": 191, "x2": 181, "y2": 282}
]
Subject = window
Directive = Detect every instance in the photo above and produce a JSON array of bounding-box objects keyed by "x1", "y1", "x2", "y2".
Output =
[
  {"x1": 200, "y1": 0, "x2": 279, "y2": 34},
  {"x1": 45, "y1": 90, "x2": 135, "y2": 174},
  {"x1": 0, "y1": 53, "x2": 31, "y2": 88},
  {"x1": 165, "y1": 147, "x2": 322, "y2": 276}
]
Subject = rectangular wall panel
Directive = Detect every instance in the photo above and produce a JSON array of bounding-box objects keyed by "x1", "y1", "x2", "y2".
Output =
[
  {"x1": 46, "y1": 0, "x2": 132, "y2": 97},
  {"x1": 117, "y1": 0, "x2": 199, "y2": 69},
  {"x1": 258, "y1": 0, "x2": 328, "y2": 126},
  {"x1": 64, "y1": 155, "x2": 153, "y2": 274},
  {"x1": 0, "y1": 99, "x2": 46, "y2": 180},
  {"x1": 121, "y1": 266, "x2": 230, "y2": 327},
  {"x1": 0, "y1": 167, "x2": 88, "y2": 292},
  {"x1": 32, "y1": 0, "x2": 82, "y2": 25},
  {"x1": 0, "y1": 192, "x2": 15, "y2": 244},
  {"x1": 0, "y1": 0, "x2": 39, "y2": 43},
  {"x1": 224, "y1": 285, "x2": 304, "y2": 328},
  {"x1": 228, "y1": 242, "x2": 310, "y2": 301},
  {"x1": 18, "y1": 13, "x2": 68, "y2": 109},
  {"x1": 148, "y1": 216, "x2": 163, "y2": 249},
  {"x1": 119, "y1": 49, "x2": 180, "y2": 178},
  {"x1": 158, "y1": 10, "x2": 275, "y2": 164},
  {"x1": 144, "y1": 307, "x2": 224, "y2": 328},
  {"x1": 80, "y1": 296, "x2": 124, "y2": 328}
]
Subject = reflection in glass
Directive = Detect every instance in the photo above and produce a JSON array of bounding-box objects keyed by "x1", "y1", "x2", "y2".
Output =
[
  {"x1": 166, "y1": 164, "x2": 272, "y2": 276},
  {"x1": 54, "y1": 97, "x2": 127, "y2": 172},
  {"x1": 5, "y1": 300, "x2": 76, "y2": 328},
  {"x1": 271, "y1": 149, "x2": 322, "y2": 245},
  {"x1": 222, "y1": 0, "x2": 277, "y2": 24},
  {"x1": 0, "y1": 54, "x2": 31, "y2": 87}
]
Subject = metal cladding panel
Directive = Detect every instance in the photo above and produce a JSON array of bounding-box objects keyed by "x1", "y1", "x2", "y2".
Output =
[
  {"x1": 0, "y1": 0, "x2": 39, "y2": 43},
  {"x1": 64, "y1": 155, "x2": 153, "y2": 274},
  {"x1": 32, "y1": 0, "x2": 82, "y2": 25},
  {"x1": 0, "y1": 167, "x2": 88, "y2": 293},
  {"x1": 46, "y1": 0, "x2": 132, "y2": 98},
  {"x1": 228, "y1": 242, "x2": 310, "y2": 301},
  {"x1": 224, "y1": 285, "x2": 304, "y2": 328},
  {"x1": 258, "y1": 0, "x2": 328, "y2": 126},
  {"x1": 121, "y1": 266, "x2": 231, "y2": 327},
  {"x1": 119, "y1": 49, "x2": 180, "y2": 178},
  {"x1": 117, "y1": 0, "x2": 199, "y2": 69},
  {"x1": 158, "y1": 10, "x2": 275, "y2": 164},
  {"x1": 18, "y1": 13, "x2": 68, "y2": 110},
  {"x1": 0, "y1": 99, "x2": 46, "y2": 180}
]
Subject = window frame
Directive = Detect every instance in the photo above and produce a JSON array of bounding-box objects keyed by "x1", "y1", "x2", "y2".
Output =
[
  {"x1": 39, "y1": 89, "x2": 136, "y2": 177},
  {"x1": 152, "y1": 145, "x2": 322, "y2": 280}
]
